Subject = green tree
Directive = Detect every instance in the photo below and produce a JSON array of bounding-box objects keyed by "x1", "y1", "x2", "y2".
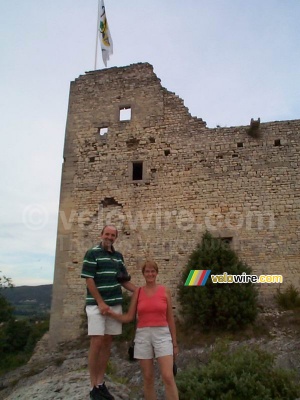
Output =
[
  {"x1": 1, "y1": 320, "x2": 31, "y2": 353},
  {"x1": 0, "y1": 272, "x2": 13, "y2": 288},
  {"x1": 0, "y1": 272, "x2": 14, "y2": 322},
  {"x1": 0, "y1": 295, "x2": 14, "y2": 323},
  {"x1": 0, "y1": 274, "x2": 51, "y2": 374},
  {"x1": 178, "y1": 231, "x2": 258, "y2": 331}
]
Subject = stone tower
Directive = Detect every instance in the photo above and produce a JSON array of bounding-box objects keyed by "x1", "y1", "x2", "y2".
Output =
[{"x1": 49, "y1": 62, "x2": 300, "y2": 346}]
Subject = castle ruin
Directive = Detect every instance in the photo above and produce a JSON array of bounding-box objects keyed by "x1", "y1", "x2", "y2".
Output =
[{"x1": 49, "y1": 62, "x2": 300, "y2": 346}]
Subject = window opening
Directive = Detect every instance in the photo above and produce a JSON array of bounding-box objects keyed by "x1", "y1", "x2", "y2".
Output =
[
  {"x1": 274, "y1": 139, "x2": 281, "y2": 146},
  {"x1": 99, "y1": 127, "x2": 108, "y2": 136},
  {"x1": 120, "y1": 107, "x2": 131, "y2": 121},
  {"x1": 220, "y1": 237, "x2": 233, "y2": 247},
  {"x1": 132, "y1": 162, "x2": 143, "y2": 180},
  {"x1": 237, "y1": 142, "x2": 243, "y2": 148}
]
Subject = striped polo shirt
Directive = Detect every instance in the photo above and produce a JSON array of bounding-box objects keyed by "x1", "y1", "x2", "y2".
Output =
[{"x1": 81, "y1": 244, "x2": 126, "y2": 306}]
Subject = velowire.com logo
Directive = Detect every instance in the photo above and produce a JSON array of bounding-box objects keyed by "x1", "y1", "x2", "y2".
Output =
[
  {"x1": 184, "y1": 270, "x2": 211, "y2": 286},
  {"x1": 184, "y1": 270, "x2": 283, "y2": 285}
]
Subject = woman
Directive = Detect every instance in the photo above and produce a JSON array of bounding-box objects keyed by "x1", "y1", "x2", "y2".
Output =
[{"x1": 107, "y1": 260, "x2": 179, "y2": 400}]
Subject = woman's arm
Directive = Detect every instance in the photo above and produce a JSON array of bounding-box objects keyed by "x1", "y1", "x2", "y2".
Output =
[
  {"x1": 166, "y1": 287, "x2": 179, "y2": 356},
  {"x1": 107, "y1": 287, "x2": 140, "y2": 323}
]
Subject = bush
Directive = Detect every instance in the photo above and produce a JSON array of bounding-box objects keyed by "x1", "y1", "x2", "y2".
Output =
[
  {"x1": 25, "y1": 319, "x2": 49, "y2": 353},
  {"x1": 0, "y1": 352, "x2": 30, "y2": 374},
  {"x1": 0, "y1": 318, "x2": 49, "y2": 375},
  {"x1": 176, "y1": 342, "x2": 300, "y2": 400},
  {"x1": 178, "y1": 231, "x2": 258, "y2": 331},
  {"x1": 275, "y1": 284, "x2": 300, "y2": 310}
]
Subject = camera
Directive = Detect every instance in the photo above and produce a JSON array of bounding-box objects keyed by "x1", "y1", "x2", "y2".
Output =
[{"x1": 116, "y1": 267, "x2": 131, "y2": 283}]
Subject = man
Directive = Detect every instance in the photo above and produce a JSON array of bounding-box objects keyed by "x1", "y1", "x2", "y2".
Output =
[{"x1": 81, "y1": 225, "x2": 136, "y2": 400}]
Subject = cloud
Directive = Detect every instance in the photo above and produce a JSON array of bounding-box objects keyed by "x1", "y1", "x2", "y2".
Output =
[
  {"x1": 0, "y1": 254, "x2": 55, "y2": 287},
  {"x1": 0, "y1": 0, "x2": 299, "y2": 286}
]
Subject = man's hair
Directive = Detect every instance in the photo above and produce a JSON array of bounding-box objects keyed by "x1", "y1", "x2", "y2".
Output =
[
  {"x1": 101, "y1": 225, "x2": 118, "y2": 237},
  {"x1": 141, "y1": 260, "x2": 159, "y2": 274}
]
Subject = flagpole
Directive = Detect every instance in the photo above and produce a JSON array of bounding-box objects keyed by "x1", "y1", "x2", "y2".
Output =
[{"x1": 94, "y1": 0, "x2": 100, "y2": 70}]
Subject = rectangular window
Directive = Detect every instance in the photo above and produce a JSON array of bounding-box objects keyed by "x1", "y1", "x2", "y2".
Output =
[
  {"x1": 120, "y1": 107, "x2": 131, "y2": 121},
  {"x1": 132, "y1": 162, "x2": 143, "y2": 180}
]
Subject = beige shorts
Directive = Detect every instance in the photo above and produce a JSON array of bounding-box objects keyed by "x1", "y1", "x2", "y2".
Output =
[
  {"x1": 86, "y1": 305, "x2": 122, "y2": 336},
  {"x1": 134, "y1": 326, "x2": 173, "y2": 359}
]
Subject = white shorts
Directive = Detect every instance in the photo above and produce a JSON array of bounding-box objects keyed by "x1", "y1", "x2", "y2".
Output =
[
  {"x1": 134, "y1": 327, "x2": 173, "y2": 359},
  {"x1": 86, "y1": 305, "x2": 122, "y2": 336}
]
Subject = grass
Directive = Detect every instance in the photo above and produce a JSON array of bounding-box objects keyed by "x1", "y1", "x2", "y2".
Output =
[{"x1": 175, "y1": 304, "x2": 300, "y2": 352}]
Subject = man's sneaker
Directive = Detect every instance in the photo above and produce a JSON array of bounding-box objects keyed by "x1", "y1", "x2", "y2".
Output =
[
  {"x1": 90, "y1": 386, "x2": 101, "y2": 400},
  {"x1": 97, "y1": 382, "x2": 115, "y2": 400}
]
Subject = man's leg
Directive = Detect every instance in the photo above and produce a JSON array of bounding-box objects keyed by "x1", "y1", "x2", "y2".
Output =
[
  {"x1": 96, "y1": 334, "x2": 113, "y2": 384},
  {"x1": 88, "y1": 334, "x2": 113, "y2": 387}
]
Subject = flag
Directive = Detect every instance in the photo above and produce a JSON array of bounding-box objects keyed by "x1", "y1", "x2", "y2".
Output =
[{"x1": 98, "y1": 0, "x2": 113, "y2": 67}]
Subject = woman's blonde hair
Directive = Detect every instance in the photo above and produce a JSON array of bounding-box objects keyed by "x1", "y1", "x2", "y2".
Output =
[{"x1": 141, "y1": 260, "x2": 159, "y2": 274}]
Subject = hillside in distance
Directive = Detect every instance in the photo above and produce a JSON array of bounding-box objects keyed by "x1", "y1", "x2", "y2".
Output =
[{"x1": 1, "y1": 284, "x2": 52, "y2": 318}]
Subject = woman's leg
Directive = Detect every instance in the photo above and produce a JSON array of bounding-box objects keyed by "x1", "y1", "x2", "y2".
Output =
[
  {"x1": 157, "y1": 355, "x2": 179, "y2": 400},
  {"x1": 139, "y1": 359, "x2": 157, "y2": 400}
]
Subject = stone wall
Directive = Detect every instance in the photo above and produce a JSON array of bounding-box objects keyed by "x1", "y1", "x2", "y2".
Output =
[{"x1": 49, "y1": 62, "x2": 300, "y2": 346}]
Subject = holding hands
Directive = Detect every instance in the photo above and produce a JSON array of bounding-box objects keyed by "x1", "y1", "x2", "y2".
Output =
[{"x1": 98, "y1": 302, "x2": 110, "y2": 315}]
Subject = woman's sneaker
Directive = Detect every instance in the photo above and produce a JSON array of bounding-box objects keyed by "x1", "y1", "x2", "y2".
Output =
[{"x1": 90, "y1": 386, "x2": 101, "y2": 400}]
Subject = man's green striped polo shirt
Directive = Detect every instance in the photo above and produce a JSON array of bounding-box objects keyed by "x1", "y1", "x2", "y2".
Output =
[{"x1": 81, "y1": 244, "x2": 127, "y2": 306}]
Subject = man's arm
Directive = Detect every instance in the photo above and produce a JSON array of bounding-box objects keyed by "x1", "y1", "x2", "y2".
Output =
[
  {"x1": 121, "y1": 280, "x2": 137, "y2": 292},
  {"x1": 86, "y1": 278, "x2": 109, "y2": 314},
  {"x1": 118, "y1": 255, "x2": 137, "y2": 293}
]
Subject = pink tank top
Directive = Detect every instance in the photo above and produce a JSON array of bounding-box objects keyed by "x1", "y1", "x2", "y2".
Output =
[{"x1": 137, "y1": 285, "x2": 168, "y2": 328}]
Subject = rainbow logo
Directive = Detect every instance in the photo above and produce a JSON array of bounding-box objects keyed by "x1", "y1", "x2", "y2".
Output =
[{"x1": 184, "y1": 270, "x2": 211, "y2": 286}]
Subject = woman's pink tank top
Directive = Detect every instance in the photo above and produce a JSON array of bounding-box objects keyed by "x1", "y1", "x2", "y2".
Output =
[{"x1": 137, "y1": 285, "x2": 168, "y2": 328}]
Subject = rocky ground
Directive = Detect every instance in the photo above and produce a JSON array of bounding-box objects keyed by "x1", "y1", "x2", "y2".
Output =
[{"x1": 0, "y1": 310, "x2": 299, "y2": 400}]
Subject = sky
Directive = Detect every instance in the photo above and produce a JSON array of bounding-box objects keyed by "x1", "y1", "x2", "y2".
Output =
[{"x1": 0, "y1": 0, "x2": 299, "y2": 287}]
